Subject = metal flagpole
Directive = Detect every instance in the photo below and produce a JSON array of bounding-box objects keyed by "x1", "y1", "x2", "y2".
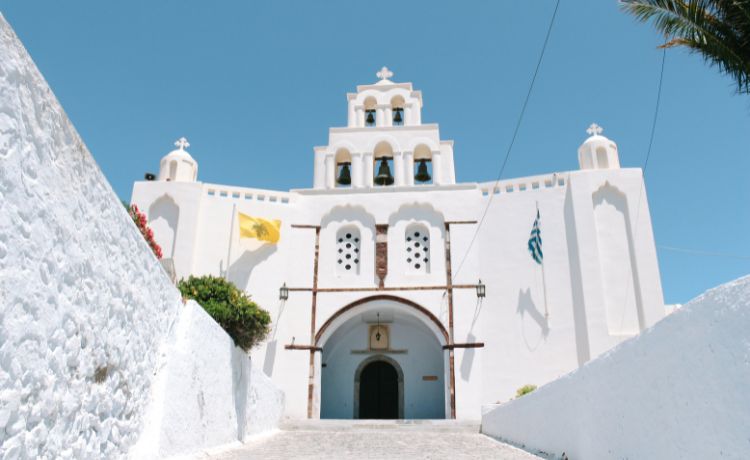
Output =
[
  {"x1": 225, "y1": 203, "x2": 237, "y2": 280},
  {"x1": 537, "y1": 201, "x2": 549, "y2": 318}
]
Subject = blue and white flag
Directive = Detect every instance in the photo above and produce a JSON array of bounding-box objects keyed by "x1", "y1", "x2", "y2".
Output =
[{"x1": 528, "y1": 209, "x2": 543, "y2": 265}]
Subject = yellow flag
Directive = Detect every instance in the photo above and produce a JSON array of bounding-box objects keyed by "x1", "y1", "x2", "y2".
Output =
[{"x1": 238, "y1": 212, "x2": 281, "y2": 244}]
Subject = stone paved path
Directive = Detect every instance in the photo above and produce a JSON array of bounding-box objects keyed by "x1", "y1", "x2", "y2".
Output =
[{"x1": 196, "y1": 420, "x2": 542, "y2": 460}]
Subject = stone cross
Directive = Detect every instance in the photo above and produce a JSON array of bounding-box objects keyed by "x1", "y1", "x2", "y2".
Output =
[
  {"x1": 586, "y1": 123, "x2": 603, "y2": 137},
  {"x1": 377, "y1": 66, "x2": 394, "y2": 81},
  {"x1": 174, "y1": 137, "x2": 190, "y2": 150}
]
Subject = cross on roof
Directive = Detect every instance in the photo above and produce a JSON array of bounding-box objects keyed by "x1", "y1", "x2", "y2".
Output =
[
  {"x1": 377, "y1": 66, "x2": 394, "y2": 81},
  {"x1": 174, "y1": 137, "x2": 190, "y2": 150},
  {"x1": 586, "y1": 123, "x2": 603, "y2": 137}
]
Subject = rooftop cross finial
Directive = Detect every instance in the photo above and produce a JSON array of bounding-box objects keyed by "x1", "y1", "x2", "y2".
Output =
[
  {"x1": 586, "y1": 123, "x2": 603, "y2": 137},
  {"x1": 376, "y1": 66, "x2": 394, "y2": 81},
  {"x1": 174, "y1": 137, "x2": 190, "y2": 150}
]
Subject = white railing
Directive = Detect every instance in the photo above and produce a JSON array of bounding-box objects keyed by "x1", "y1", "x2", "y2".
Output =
[
  {"x1": 478, "y1": 172, "x2": 567, "y2": 197},
  {"x1": 203, "y1": 183, "x2": 292, "y2": 204}
]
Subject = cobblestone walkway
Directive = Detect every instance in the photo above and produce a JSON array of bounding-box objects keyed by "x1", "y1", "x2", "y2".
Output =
[{"x1": 198, "y1": 420, "x2": 542, "y2": 460}]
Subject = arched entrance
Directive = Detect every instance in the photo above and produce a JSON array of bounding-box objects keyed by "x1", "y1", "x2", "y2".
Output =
[
  {"x1": 318, "y1": 296, "x2": 448, "y2": 420},
  {"x1": 354, "y1": 355, "x2": 404, "y2": 419}
]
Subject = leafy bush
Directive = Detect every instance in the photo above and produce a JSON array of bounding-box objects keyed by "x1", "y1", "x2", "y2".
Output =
[
  {"x1": 178, "y1": 275, "x2": 271, "y2": 351},
  {"x1": 515, "y1": 384, "x2": 537, "y2": 398}
]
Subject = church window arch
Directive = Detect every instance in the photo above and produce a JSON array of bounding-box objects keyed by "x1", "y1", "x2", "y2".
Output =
[
  {"x1": 335, "y1": 148, "x2": 352, "y2": 187},
  {"x1": 364, "y1": 96, "x2": 377, "y2": 127},
  {"x1": 373, "y1": 141, "x2": 395, "y2": 186},
  {"x1": 596, "y1": 147, "x2": 609, "y2": 169},
  {"x1": 405, "y1": 223, "x2": 430, "y2": 274},
  {"x1": 413, "y1": 144, "x2": 433, "y2": 184},
  {"x1": 168, "y1": 160, "x2": 178, "y2": 181},
  {"x1": 336, "y1": 226, "x2": 361, "y2": 275},
  {"x1": 391, "y1": 95, "x2": 405, "y2": 126}
]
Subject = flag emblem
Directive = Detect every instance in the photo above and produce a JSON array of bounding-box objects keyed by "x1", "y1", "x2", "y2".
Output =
[
  {"x1": 528, "y1": 209, "x2": 543, "y2": 265},
  {"x1": 238, "y1": 212, "x2": 281, "y2": 244}
]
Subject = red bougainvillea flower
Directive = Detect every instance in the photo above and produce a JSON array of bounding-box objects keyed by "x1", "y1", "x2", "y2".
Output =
[{"x1": 128, "y1": 204, "x2": 162, "y2": 260}]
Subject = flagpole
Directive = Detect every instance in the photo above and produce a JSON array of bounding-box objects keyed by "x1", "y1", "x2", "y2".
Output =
[
  {"x1": 225, "y1": 203, "x2": 237, "y2": 280},
  {"x1": 537, "y1": 201, "x2": 549, "y2": 318}
]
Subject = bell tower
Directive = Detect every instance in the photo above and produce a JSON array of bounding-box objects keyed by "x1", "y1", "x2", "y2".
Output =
[{"x1": 313, "y1": 67, "x2": 456, "y2": 190}]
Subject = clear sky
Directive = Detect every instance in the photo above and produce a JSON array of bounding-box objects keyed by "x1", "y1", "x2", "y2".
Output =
[{"x1": 3, "y1": 1, "x2": 749, "y2": 304}]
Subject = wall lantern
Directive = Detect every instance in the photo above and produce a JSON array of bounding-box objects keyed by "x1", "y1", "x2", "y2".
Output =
[
  {"x1": 476, "y1": 279, "x2": 486, "y2": 299},
  {"x1": 279, "y1": 283, "x2": 289, "y2": 301}
]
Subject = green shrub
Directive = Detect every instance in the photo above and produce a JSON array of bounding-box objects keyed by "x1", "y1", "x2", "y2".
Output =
[
  {"x1": 515, "y1": 384, "x2": 537, "y2": 398},
  {"x1": 178, "y1": 275, "x2": 271, "y2": 351}
]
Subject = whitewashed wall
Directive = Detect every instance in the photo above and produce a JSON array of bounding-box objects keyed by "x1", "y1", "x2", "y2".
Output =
[
  {"x1": 131, "y1": 302, "x2": 284, "y2": 459},
  {"x1": 0, "y1": 15, "x2": 283, "y2": 459},
  {"x1": 0, "y1": 15, "x2": 184, "y2": 459},
  {"x1": 481, "y1": 275, "x2": 750, "y2": 460}
]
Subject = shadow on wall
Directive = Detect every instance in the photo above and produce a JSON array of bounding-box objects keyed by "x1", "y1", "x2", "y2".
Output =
[
  {"x1": 227, "y1": 244, "x2": 277, "y2": 290},
  {"x1": 460, "y1": 332, "x2": 477, "y2": 380},
  {"x1": 517, "y1": 288, "x2": 549, "y2": 351},
  {"x1": 149, "y1": 194, "x2": 180, "y2": 259}
]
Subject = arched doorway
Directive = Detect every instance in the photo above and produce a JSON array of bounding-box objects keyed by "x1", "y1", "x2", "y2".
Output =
[
  {"x1": 318, "y1": 296, "x2": 447, "y2": 420},
  {"x1": 355, "y1": 355, "x2": 404, "y2": 419}
]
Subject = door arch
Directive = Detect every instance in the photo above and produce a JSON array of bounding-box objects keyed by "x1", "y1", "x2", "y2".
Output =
[{"x1": 354, "y1": 355, "x2": 404, "y2": 419}]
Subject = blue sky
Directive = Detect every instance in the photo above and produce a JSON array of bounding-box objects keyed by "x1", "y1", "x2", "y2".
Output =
[{"x1": 3, "y1": 1, "x2": 749, "y2": 304}]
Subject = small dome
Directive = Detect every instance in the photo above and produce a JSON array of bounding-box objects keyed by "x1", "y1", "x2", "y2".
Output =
[
  {"x1": 158, "y1": 137, "x2": 198, "y2": 182},
  {"x1": 578, "y1": 124, "x2": 620, "y2": 170}
]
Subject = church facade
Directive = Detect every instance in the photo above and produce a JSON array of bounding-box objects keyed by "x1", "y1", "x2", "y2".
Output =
[{"x1": 130, "y1": 68, "x2": 665, "y2": 421}]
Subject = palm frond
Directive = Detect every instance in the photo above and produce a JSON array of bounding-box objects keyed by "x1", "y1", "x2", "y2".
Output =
[{"x1": 621, "y1": 0, "x2": 750, "y2": 94}]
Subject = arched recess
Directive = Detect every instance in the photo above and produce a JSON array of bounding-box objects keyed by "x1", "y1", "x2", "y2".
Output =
[
  {"x1": 390, "y1": 95, "x2": 405, "y2": 126},
  {"x1": 353, "y1": 354, "x2": 405, "y2": 419},
  {"x1": 315, "y1": 295, "x2": 449, "y2": 347},
  {"x1": 364, "y1": 96, "x2": 377, "y2": 127},
  {"x1": 334, "y1": 148, "x2": 353, "y2": 187},
  {"x1": 592, "y1": 182, "x2": 645, "y2": 334},
  {"x1": 319, "y1": 205, "x2": 376, "y2": 285},
  {"x1": 413, "y1": 144, "x2": 433, "y2": 184},
  {"x1": 317, "y1": 295, "x2": 448, "y2": 420},
  {"x1": 148, "y1": 194, "x2": 180, "y2": 259}
]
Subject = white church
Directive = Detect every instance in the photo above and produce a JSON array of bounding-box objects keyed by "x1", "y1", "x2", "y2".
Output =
[{"x1": 130, "y1": 67, "x2": 665, "y2": 421}]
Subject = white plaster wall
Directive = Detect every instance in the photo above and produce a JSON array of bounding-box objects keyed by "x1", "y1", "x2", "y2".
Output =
[
  {"x1": 0, "y1": 16, "x2": 284, "y2": 459},
  {"x1": 481, "y1": 275, "x2": 750, "y2": 460},
  {"x1": 131, "y1": 302, "x2": 284, "y2": 459},
  {"x1": 0, "y1": 15, "x2": 184, "y2": 458}
]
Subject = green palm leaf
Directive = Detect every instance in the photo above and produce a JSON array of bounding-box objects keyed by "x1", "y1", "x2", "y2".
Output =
[{"x1": 621, "y1": 0, "x2": 750, "y2": 94}]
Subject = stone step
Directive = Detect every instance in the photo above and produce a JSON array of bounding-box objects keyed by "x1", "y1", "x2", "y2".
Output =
[{"x1": 280, "y1": 418, "x2": 481, "y2": 433}]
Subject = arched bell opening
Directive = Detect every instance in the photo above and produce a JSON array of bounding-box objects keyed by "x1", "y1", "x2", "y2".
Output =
[
  {"x1": 373, "y1": 142, "x2": 395, "y2": 187},
  {"x1": 413, "y1": 144, "x2": 433, "y2": 184},
  {"x1": 335, "y1": 149, "x2": 353, "y2": 187},
  {"x1": 391, "y1": 95, "x2": 405, "y2": 126},
  {"x1": 364, "y1": 96, "x2": 377, "y2": 127},
  {"x1": 318, "y1": 296, "x2": 447, "y2": 420}
]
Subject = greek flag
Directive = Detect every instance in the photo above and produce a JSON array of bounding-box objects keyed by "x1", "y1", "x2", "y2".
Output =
[{"x1": 528, "y1": 209, "x2": 543, "y2": 265}]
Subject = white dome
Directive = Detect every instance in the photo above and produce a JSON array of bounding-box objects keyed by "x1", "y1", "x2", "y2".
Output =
[
  {"x1": 158, "y1": 137, "x2": 198, "y2": 182},
  {"x1": 578, "y1": 124, "x2": 620, "y2": 170}
]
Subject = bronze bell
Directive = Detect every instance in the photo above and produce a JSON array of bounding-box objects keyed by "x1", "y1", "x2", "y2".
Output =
[
  {"x1": 393, "y1": 109, "x2": 403, "y2": 124},
  {"x1": 337, "y1": 162, "x2": 351, "y2": 186},
  {"x1": 374, "y1": 158, "x2": 394, "y2": 186},
  {"x1": 366, "y1": 111, "x2": 375, "y2": 125},
  {"x1": 414, "y1": 159, "x2": 431, "y2": 183}
]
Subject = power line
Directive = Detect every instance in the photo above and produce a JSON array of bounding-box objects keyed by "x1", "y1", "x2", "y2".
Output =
[{"x1": 452, "y1": 0, "x2": 561, "y2": 281}]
